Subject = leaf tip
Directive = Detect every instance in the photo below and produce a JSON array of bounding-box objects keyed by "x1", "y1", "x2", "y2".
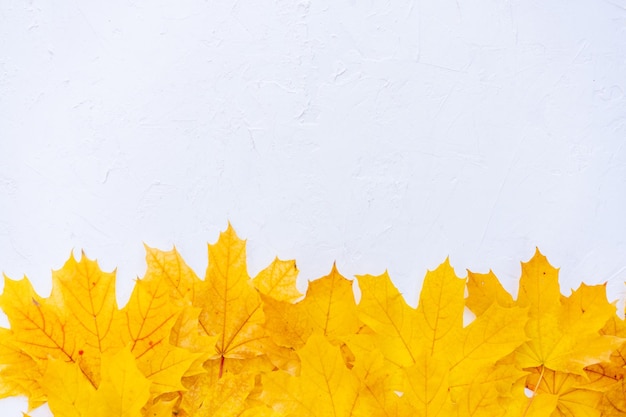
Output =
[{"x1": 225, "y1": 221, "x2": 240, "y2": 237}]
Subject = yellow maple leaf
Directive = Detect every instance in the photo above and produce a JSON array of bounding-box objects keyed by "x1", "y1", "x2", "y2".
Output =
[
  {"x1": 261, "y1": 265, "x2": 360, "y2": 356},
  {"x1": 260, "y1": 293, "x2": 309, "y2": 350},
  {"x1": 524, "y1": 366, "x2": 604, "y2": 417},
  {"x1": 515, "y1": 249, "x2": 621, "y2": 376},
  {"x1": 345, "y1": 335, "x2": 408, "y2": 416},
  {"x1": 124, "y1": 247, "x2": 213, "y2": 398},
  {"x1": 453, "y1": 363, "x2": 528, "y2": 417},
  {"x1": 178, "y1": 359, "x2": 259, "y2": 417},
  {"x1": 49, "y1": 252, "x2": 122, "y2": 383},
  {"x1": 416, "y1": 258, "x2": 466, "y2": 356},
  {"x1": 0, "y1": 275, "x2": 77, "y2": 363},
  {"x1": 467, "y1": 249, "x2": 624, "y2": 415},
  {"x1": 0, "y1": 328, "x2": 46, "y2": 409},
  {"x1": 356, "y1": 271, "x2": 419, "y2": 367},
  {"x1": 261, "y1": 334, "x2": 360, "y2": 416},
  {"x1": 123, "y1": 264, "x2": 180, "y2": 360},
  {"x1": 401, "y1": 349, "x2": 450, "y2": 416},
  {"x1": 143, "y1": 245, "x2": 201, "y2": 306},
  {"x1": 253, "y1": 258, "x2": 302, "y2": 303},
  {"x1": 42, "y1": 346, "x2": 150, "y2": 417},
  {"x1": 1, "y1": 225, "x2": 625, "y2": 417},
  {"x1": 593, "y1": 315, "x2": 626, "y2": 416},
  {"x1": 90, "y1": 347, "x2": 152, "y2": 417},
  {"x1": 194, "y1": 372, "x2": 256, "y2": 417},
  {"x1": 50, "y1": 252, "x2": 119, "y2": 352},
  {"x1": 41, "y1": 357, "x2": 96, "y2": 417},
  {"x1": 196, "y1": 224, "x2": 266, "y2": 367},
  {"x1": 399, "y1": 260, "x2": 466, "y2": 416},
  {"x1": 466, "y1": 270, "x2": 515, "y2": 315},
  {"x1": 299, "y1": 263, "x2": 361, "y2": 341},
  {"x1": 357, "y1": 260, "x2": 527, "y2": 416},
  {"x1": 138, "y1": 344, "x2": 203, "y2": 395},
  {"x1": 448, "y1": 302, "x2": 528, "y2": 387}
]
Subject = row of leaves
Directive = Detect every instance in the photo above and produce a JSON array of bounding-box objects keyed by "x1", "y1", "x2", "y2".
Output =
[{"x1": 0, "y1": 225, "x2": 625, "y2": 417}]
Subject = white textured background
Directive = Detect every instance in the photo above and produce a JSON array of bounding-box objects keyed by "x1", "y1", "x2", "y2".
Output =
[{"x1": 1, "y1": 1, "x2": 626, "y2": 415}]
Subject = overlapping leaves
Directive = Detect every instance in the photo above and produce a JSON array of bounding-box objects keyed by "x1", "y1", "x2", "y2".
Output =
[{"x1": 0, "y1": 225, "x2": 624, "y2": 417}]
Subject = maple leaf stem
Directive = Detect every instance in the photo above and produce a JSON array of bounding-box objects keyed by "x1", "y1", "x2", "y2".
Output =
[
  {"x1": 522, "y1": 365, "x2": 545, "y2": 417},
  {"x1": 219, "y1": 355, "x2": 225, "y2": 378}
]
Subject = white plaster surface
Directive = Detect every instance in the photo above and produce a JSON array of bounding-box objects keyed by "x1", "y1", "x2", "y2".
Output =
[{"x1": 1, "y1": 1, "x2": 625, "y2": 415}]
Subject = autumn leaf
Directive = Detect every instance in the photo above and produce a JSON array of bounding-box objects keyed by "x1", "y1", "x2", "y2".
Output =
[
  {"x1": 298, "y1": 263, "x2": 361, "y2": 342},
  {"x1": 0, "y1": 225, "x2": 624, "y2": 417},
  {"x1": 138, "y1": 345, "x2": 203, "y2": 395},
  {"x1": 42, "y1": 346, "x2": 150, "y2": 417},
  {"x1": 344, "y1": 335, "x2": 407, "y2": 416},
  {"x1": 416, "y1": 258, "x2": 466, "y2": 356},
  {"x1": 178, "y1": 359, "x2": 260, "y2": 417},
  {"x1": 453, "y1": 363, "x2": 527, "y2": 417},
  {"x1": 260, "y1": 334, "x2": 360, "y2": 416},
  {"x1": 514, "y1": 249, "x2": 621, "y2": 376},
  {"x1": 467, "y1": 248, "x2": 625, "y2": 416},
  {"x1": 196, "y1": 224, "x2": 266, "y2": 365},
  {"x1": 124, "y1": 250, "x2": 208, "y2": 397},
  {"x1": 356, "y1": 271, "x2": 419, "y2": 367},
  {"x1": 194, "y1": 372, "x2": 256, "y2": 417},
  {"x1": 0, "y1": 328, "x2": 46, "y2": 409},
  {"x1": 253, "y1": 258, "x2": 302, "y2": 303},
  {"x1": 260, "y1": 293, "x2": 309, "y2": 350},
  {"x1": 594, "y1": 316, "x2": 626, "y2": 415},
  {"x1": 357, "y1": 259, "x2": 527, "y2": 416},
  {"x1": 466, "y1": 270, "x2": 515, "y2": 315},
  {"x1": 143, "y1": 245, "x2": 200, "y2": 306},
  {"x1": 0, "y1": 275, "x2": 77, "y2": 364},
  {"x1": 41, "y1": 357, "x2": 96, "y2": 417},
  {"x1": 123, "y1": 264, "x2": 180, "y2": 360},
  {"x1": 448, "y1": 302, "x2": 528, "y2": 387},
  {"x1": 49, "y1": 252, "x2": 121, "y2": 384},
  {"x1": 90, "y1": 347, "x2": 152, "y2": 417},
  {"x1": 524, "y1": 366, "x2": 605, "y2": 417},
  {"x1": 401, "y1": 349, "x2": 450, "y2": 416},
  {"x1": 50, "y1": 252, "x2": 119, "y2": 353}
]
